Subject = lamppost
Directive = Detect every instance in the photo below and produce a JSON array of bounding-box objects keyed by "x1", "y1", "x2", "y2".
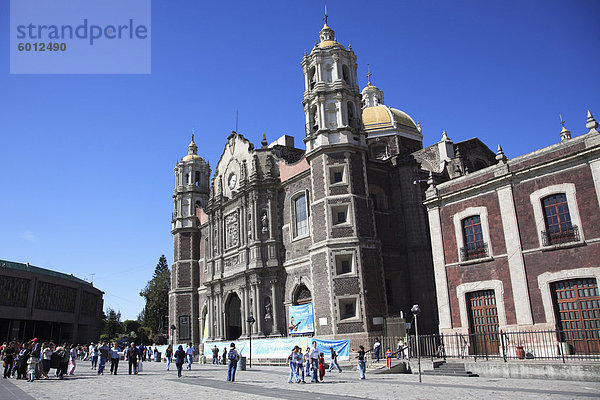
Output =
[
  {"x1": 247, "y1": 316, "x2": 255, "y2": 368},
  {"x1": 411, "y1": 304, "x2": 422, "y2": 383},
  {"x1": 170, "y1": 324, "x2": 177, "y2": 348}
]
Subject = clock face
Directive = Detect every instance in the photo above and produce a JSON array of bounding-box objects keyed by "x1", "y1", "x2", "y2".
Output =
[{"x1": 228, "y1": 173, "x2": 237, "y2": 189}]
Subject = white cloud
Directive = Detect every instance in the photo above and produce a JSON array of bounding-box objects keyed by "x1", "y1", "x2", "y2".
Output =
[{"x1": 20, "y1": 231, "x2": 36, "y2": 242}]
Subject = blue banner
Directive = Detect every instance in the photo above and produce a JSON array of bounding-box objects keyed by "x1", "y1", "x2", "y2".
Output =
[
  {"x1": 203, "y1": 337, "x2": 350, "y2": 361},
  {"x1": 288, "y1": 303, "x2": 314, "y2": 334}
]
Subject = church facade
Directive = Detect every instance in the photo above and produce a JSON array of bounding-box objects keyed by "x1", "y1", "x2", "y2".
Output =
[{"x1": 168, "y1": 18, "x2": 497, "y2": 346}]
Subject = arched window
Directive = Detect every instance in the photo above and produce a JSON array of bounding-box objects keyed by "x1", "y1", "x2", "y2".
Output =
[
  {"x1": 542, "y1": 193, "x2": 576, "y2": 245},
  {"x1": 292, "y1": 193, "x2": 309, "y2": 238},
  {"x1": 342, "y1": 64, "x2": 350, "y2": 84},
  {"x1": 294, "y1": 284, "x2": 312, "y2": 305},
  {"x1": 309, "y1": 66, "x2": 316, "y2": 90},
  {"x1": 346, "y1": 102, "x2": 356, "y2": 127},
  {"x1": 461, "y1": 216, "x2": 487, "y2": 260},
  {"x1": 310, "y1": 105, "x2": 318, "y2": 133}
]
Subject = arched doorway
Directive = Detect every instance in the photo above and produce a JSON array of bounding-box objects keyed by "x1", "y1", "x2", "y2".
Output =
[
  {"x1": 225, "y1": 293, "x2": 242, "y2": 340},
  {"x1": 293, "y1": 284, "x2": 312, "y2": 305}
]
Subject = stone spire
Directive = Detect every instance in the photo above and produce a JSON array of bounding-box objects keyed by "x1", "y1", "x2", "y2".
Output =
[
  {"x1": 261, "y1": 133, "x2": 268, "y2": 148},
  {"x1": 496, "y1": 144, "x2": 507, "y2": 163},
  {"x1": 188, "y1": 131, "x2": 198, "y2": 155},
  {"x1": 586, "y1": 110, "x2": 599, "y2": 134}
]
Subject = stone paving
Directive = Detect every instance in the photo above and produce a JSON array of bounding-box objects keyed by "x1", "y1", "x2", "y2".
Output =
[{"x1": 1, "y1": 360, "x2": 600, "y2": 400}]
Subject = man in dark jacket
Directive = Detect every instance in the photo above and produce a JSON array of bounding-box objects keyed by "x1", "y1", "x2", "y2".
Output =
[{"x1": 125, "y1": 343, "x2": 139, "y2": 375}]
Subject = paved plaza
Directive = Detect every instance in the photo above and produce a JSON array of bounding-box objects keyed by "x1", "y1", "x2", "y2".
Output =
[{"x1": 1, "y1": 361, "x2": 599, "y2": 400}]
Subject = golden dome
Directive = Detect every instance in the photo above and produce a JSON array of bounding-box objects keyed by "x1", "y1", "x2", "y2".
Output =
[
  {"x1": 361, "y1": 84, "x2": 380, "y2": 94},
  {"x1": 182, "y1": 154, "x2": 203, "y2": 162},
  {"x1": 362, "y1": 105, "x2": 418, "y2": 131}
]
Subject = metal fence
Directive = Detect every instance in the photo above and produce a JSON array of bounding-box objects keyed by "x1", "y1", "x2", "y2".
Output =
[{"x1": 398, "y1": 328, "x2": 600, "y2": 363}]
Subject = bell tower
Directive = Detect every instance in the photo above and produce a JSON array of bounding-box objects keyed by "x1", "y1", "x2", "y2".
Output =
[
  {"x1": 302, "y1": 13, "x2": 388, "y2": 339},
  {"x1": 302, "y1": 13, "x2": 364, "y2": 155},
  {"x1": 170, "y1": 134, "x2": 210, "y2": 345}
]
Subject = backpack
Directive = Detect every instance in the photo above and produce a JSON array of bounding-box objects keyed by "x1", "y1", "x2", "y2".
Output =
[{"x1": 227, "y1": 349, "x2": 238, "y2": 361}]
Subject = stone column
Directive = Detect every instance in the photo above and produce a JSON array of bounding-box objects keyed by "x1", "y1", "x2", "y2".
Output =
[
  {"x1": 267, "y1": 192, "x2": 274, "y2": 240},
  {"x1": 427, "y1": 205, "x2": 452, "y2": 330},
  {"x1": 270, "y1": 279, "x2": 280, "y2": 336},
  {"x1": 244, "y1": 285, "x2": 251, "y2": 333},
  {"x1": 253, "y1": 283, "x2": 264, "y2": 336},
  {"x1": 207, "y1": 294, "x2": 214, "y2": 340},
  {"x1": 219, "y1": 291, "x2": 225, "y2": 340},
  {"x1": 240, "y1": 286, "x2": 247, "y2": 337}
]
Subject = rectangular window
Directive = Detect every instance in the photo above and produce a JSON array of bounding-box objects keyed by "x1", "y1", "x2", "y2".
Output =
[
  {"x1": 332, "y1": 205, "x2": 349, "y2": 226},
  {"x1": 385, "y1": 279, "x2": 394, "y2": 306},
  {"x1": 335, "y1": 254, "x2": 353, "y2": 275},
  {"x1": 542, "y1": 194, "x2": 578, "y2": 245},
  {"x1": 294, "y1": 194, "x2": 309, "y2": 237},
  {"x1": 461, "y1": 216, "x2": 487, "y2": 260},
  {"x1": 329, "y1": 166, "x2": 345, "y2": 185},
  {"x1": 339, "y1": 298, "x2": 357, "y2": 320}
]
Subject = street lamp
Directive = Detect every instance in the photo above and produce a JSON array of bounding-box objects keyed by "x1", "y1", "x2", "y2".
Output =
[
  {"x1": 411, "y1": 304, "x2": 422, "y2": 383},
  {"x1": 170, "y1": 324, "x2": 177, "y2": 348},
  {"x1": 247, "y1": 316, "x2": 256, "y2": 368}
]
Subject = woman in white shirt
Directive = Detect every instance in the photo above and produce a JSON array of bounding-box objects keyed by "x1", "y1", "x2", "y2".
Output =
[{"x1": 41, "y1": 342, "x2": 53, "y2": 379}]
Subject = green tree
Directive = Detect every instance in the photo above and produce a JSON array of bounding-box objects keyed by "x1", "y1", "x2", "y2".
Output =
[
  {"x1": 102, "y1": 308, "x2": 124, "y2": 341},
  {"x1": 139, "y1": 254, "x2": 170, "y2": 335}
]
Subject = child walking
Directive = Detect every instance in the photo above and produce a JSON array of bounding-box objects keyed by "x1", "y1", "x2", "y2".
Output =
[
  {"x1": 318, "y1": 353, "x2": 326, "y2": 382},
  {"x1": 385, "y1": 347, "x2": 393, "y2": 368}
]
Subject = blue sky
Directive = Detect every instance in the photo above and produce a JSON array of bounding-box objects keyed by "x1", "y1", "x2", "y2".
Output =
[{"x1": 1, "y1": 0, "x2": 599, "y2": 320}]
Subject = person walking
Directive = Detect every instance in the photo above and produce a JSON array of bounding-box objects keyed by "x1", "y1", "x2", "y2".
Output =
[
  {"x1": 226, "y1": 343, "x2": 240, "y2": 382},
  {"x1": 385, "y1": 347, "x2": 393, "y2": 368},
  {"x1": 55, "y1": 343, "x2": 69, "y2": 379},
  {"x1": 165, "y1": 345, "x2": 173, "y2": 371},
  {"x1": 318, "y1": 353, "x2": 326, "y2": 382},
  {"x1": 373, "y1": 338, "x2": 381, "y2": 362},
  {"x1": 356, "y1": 345, "x2": 366, "y2": 380},
  {"x1": 212, "y1": 345, "x2": 219, "y2": 364},
  {"x1": 16, "y1": 343, "x2": 30, "y2": 380},
  {"x1": 97, "y1": 341, "x2": 110, "y2": 375},
  {"x1": 126, "y1": 343, "x2": 139, "y2": 375},
  {"x1": 41, "y1": 342, "x2": 53, "y2": 379},
  {"x1": 304, "y1": 347, "x2": 311, "y2": 380},
  {"x1": 3, "y1": 341, "x2": 15, "y2": 379},
  {"x1": 296, "y1": 347, "x2": 306, "y2": 383},
  {"x1": 328, "y1": 347, "x2": 342, "y2": 373},
  {"x1": 174, "y1": 345, "x2": 186, "y2": 378},
  {"x1": 67, "y1": 344, "x2": 77, "y2": 375},
  {"x1": 309, "y1": 341, "x2": 320, "y2": 383},
  {"x1": 147, "y1": 346, "x2": 153, "y2": 362},
  {"x1": 29, "y1": 339, "x2": 41, "y2": 381},
  {"x1": 185, "y1": 343, "x2": 195, "y2": 370},
  {"x1": 90, "y1": 343, "x2": 98, "y2": 370},
  {"x1": 287, "y1": 346, "x2": 300, "y2": 384},
  {"x1": 110, "y1": 343, "x2": 120, "y2": 375},
  {"x1": 222, "y1": 348, "x2": 227, "y2": 365}
]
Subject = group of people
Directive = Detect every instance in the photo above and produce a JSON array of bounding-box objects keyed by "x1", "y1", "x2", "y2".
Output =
[
  {"x1": 1, "y1": 339, "x2": 76, "y2": 382},
  {"x1": 0, "y1": 339, "x2": 169, "y2": 382},
  {"x1": 286, "y1": 341, "x2": 343, "y2": 384}
]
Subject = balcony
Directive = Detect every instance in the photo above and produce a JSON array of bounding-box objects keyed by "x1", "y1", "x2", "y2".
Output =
[
  {"x1": 460, "y1": 242, "x2": 488, "y2": 262},
  {"x1": 542, "y1": 225, "x2": 579, "y2": 246}
]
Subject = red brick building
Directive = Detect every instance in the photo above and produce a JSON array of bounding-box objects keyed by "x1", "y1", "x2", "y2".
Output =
[{"x1": 424, "y1": 113, "x2": 600, "y2": 354}]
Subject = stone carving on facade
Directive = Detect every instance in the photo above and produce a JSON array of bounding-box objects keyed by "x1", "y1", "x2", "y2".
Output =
[
  {"x1": 247, "y1": 212, "x2": 252, "y2": 239},
  {"x1": 225, "y1": 212, "x2": 239, "y2": 248},
  {"x1": 224, "y1": 255, "x2": 239, "y2": 269},
  {"x1": 261, "y1": 211, "x2": 269, "y2": 234},
  {"x1": 264, "y1": 296, "x2": 272, "y2": 320}
]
